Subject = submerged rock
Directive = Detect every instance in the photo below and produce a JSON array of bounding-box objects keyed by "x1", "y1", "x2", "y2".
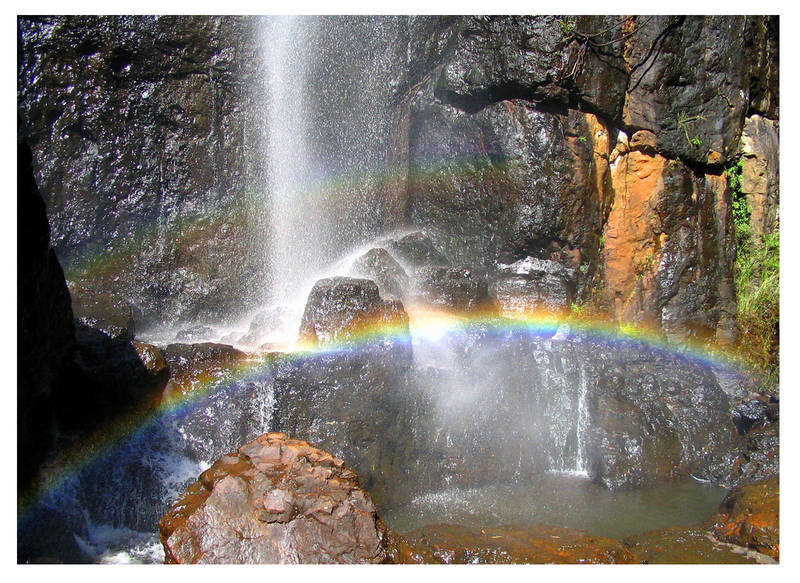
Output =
[
  {"x1": 623, "y1": 526, "x2": 773, "y2": 564},
  {"x1": 159, "y1": 432, "x2": 389, "y2": 564},
  {"x1": 298, "y1": 277, "x2": 410, "y2": 346},
  {"x1": 387, "y1": 523, "x2": 637, "y2": 564}
]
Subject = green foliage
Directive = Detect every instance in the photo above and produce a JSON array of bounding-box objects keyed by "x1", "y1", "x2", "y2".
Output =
[
  {"x1": 577, "y1": 135, "x2": 587, "y2": 143},
  {"x1": 558, "y1": 17, "x2": 576, "y2": 41},
  {"x1": 728, "y1": 156, "x2": 778, "y2": 379},
  {"x1": 677, "y1": 111, "x2": 705, "y2": 148},
  {"x1": 570, "y1": 302, "x2": 586, "y2": 317},
  {"x1": 735, "y1": 230, "x2": 779, "y2": 377},
  {"x1": 727, "y1": 158, "x2": 750, "y2": 249}
]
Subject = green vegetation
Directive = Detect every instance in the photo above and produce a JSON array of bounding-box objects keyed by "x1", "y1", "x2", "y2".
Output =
[
  {"x1": 558, "y1": 17, "x2": 576, "y2": 41},
  {"x1": 726, "y1": 157, "x2": 779, "y2": 380},
  {"x1": 677, "y1": 112, "x2": 705, "y2": 148}
]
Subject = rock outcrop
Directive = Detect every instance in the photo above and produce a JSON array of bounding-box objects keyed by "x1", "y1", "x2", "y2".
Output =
[{"x1": 159, "y1": 432, "x2": 389, "y2": 564}]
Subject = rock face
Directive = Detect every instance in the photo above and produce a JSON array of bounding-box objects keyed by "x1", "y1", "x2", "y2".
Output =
[
  {"x1": 298, "y1": 277, "x2": 410, "y2": 346},
  {"x1": 739, "y1": 115, "x2": 779, "y2": 240},
  {"x1": 159, "y1": 432, "x2": 389, "y2": 564}
]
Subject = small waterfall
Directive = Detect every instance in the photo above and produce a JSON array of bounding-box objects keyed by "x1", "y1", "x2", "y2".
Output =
[{"x1": 574, "y1": 365, "x2": 590, "y2": 475}]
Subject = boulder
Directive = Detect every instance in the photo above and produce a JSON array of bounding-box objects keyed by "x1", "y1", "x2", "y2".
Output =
[
  {"x1": 159, "y1": 432, "x2": 389, "y2": 564},
  {"x1": 387, "y1": 523, "x2": 637, "y2": 564},
  {"x1": 490, "y1": 256, "x2": 576, "y2": 314},
  {"x1": 174, "y1": 325, "x2": 217, "y2": 343},
  {"x1": 386, "y1": 231, "x2": 449, "y2": 268},
  {"x1": 349, "y1": 248, "x2": 410, "y2": 300},
  {"x1": 298, "y1": 277, "x2": 410, "y2": 346},
  {"x1": 413, "y1": 267, "x2": 496, "y2": 313},
  {"x1": 712, "y1": 476, "x2": 779, "y2": 560}
]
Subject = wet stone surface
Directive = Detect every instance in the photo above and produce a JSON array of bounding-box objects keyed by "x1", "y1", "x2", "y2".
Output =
[{"x1": 159, "y1": 432, "x2": 389, "y2": 564}]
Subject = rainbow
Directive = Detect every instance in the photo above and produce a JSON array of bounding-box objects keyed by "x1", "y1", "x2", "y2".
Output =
[{"x1": 18, "y1": 304, "x2": 755, "y2": 522}]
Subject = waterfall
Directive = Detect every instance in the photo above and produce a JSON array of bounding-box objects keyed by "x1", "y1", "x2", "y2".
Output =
[
  {"x1": 574, "y1": 365, "x2": 589, "y2": 475},
  {"x1": 262, "y1": 16, "x2": 320, "y2": 306}
]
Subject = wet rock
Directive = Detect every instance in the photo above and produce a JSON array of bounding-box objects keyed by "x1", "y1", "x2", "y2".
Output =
[
  {"x1": 623, "y1": 16, "x2": 751, "y2": 165},
  {"x1": 131, "y1": 340, "x2": 168, "y2": 378},
  {"x1": 271, "y1": 342, "x2": 418, "y2": 508},
  {"x1": 731, "y1": 398, "x2": 778, "y2": 436},
  {"x1": 586, "y1": 350, "x2": 737, "y2": 489},
  {"x1": 174, "y1": 325, "x2": 217, "y2": 343},
  {"x1": 387, "y1": 523, "x2": 637, "y2": 564},
  {"x1": 71, "y1": 290, "x2": 136, "y2": 341},
  {"x1": 725, "y1": 422, "x2": 779, "y2": 487},
  {"x1": 349, "y1": 247, "x2": 410, "y2": 300},
  {"x1": 413, "y1": 267, "x2": 496, "y2": 313},
  {"x1": 237, "y1": 306, "x2": 291, "y2": 347},
  {"x1": 491, "y1": 256, "x2": 575, "y2": 314},
  {"x1": 18, "y1": 16, "x2": 269, "y2": 327},
  {"x1": 162, "y1": 342, "x2": 248, "y2": 398},
  {"x1": 433, "y1": 16, "x2": 628, "y2": 120},
  {"x1": 386, "y1": 231, "x2": 449, "y2": 268},
  {"x1": 298, "y1": 277, "x2": 410, "y2": 346},
  {"x1": 159, "y1": 433, "x2": 389, "y2": 564},
  {"x1": 623, "y1": 526, "x2": 771, "y2": 564},
  {"x1": 602, "y1": 145, "x2": 737, "y2": 343},
  {"x1": 712, "y1": 476, "x2": 779, "y2": 560}
]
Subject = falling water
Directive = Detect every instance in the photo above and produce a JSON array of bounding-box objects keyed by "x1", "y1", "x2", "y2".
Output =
[
  {"x1": 263, "y1": 16, "x2": 320, "y2": 306},
  {"x1": 574, "y1": 365, "x2": 590, "y2": 475}
]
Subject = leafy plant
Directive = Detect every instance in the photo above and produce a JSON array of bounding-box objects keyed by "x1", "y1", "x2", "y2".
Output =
[
  {"x1": 677, "y1": 111, "x2": 705, "y2": 148},
  {"x1": 577, "y1": 135, "x2": 587, "y2": 143},
  {"x1": 558, "y1": 17, "x2": 576, "y2": 41}
]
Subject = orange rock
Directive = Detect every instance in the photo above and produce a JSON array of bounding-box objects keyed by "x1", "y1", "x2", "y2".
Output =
[{"x1": 712, "y1": 476, "x2": 779, "y2": 560}]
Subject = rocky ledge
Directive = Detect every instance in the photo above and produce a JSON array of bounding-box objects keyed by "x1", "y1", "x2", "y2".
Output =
[{"x1": 158, "y1": 432, "x2": 389, "y2": 564}]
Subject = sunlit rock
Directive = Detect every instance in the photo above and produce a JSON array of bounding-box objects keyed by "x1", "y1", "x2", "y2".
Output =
[
  {"x1": 712, "y1": 476, "x2": 779, "y2": 560},
  {"x1": 159, "y1": 433, "x2": 389, "y2": 564}
]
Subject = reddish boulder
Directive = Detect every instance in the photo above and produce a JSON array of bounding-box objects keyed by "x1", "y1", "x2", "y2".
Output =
[
  {"x1": 159, "y1": 432, "x2": 389, "y2": 564},
  {"x1": 712, "y1": 476, "x2": 779, "y2": 560}
]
